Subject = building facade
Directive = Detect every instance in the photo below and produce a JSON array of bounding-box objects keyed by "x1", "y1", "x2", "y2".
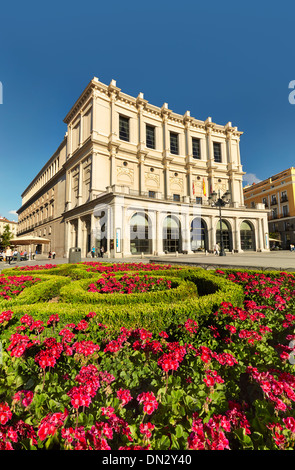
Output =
[
  {"x1": 0, "y1": 217, "x2": 18, "y2": 238},
  {"x1": 244, "y1": 167, "x2": 295, "y2": 249},
  {"x1": 17, "y1": 77, "x2": 269, "y2": 258}
]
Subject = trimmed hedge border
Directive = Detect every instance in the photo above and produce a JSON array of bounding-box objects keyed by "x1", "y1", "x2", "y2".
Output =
[
  {"x1": 0, "y1": 274, "x2": 71, "y2": 307},
  {"x1": 59, "y1": 275, "x2": 197, "y2": 305},
  {"x1": 0, "y1": 266, "x2": 244, "y2": 333}
]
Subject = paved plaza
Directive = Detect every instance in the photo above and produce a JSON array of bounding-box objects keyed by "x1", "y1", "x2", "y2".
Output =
[{"x1": 1, "y1": 250, "x2": 295, "y2": 272}]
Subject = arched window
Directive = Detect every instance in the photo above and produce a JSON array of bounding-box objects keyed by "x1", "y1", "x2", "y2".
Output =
[
  {"x1": 163, "y1": 215, "x2": 181, "y2": 253},
  {"x1": 130, "y1": 213, "x2": 152, "y2": 254},
  {"x1": 190, "y1": 218, "x2": 208, "y2": 251},
  {"x1": 240, "y1": 220, "x2": 256, "y2": 251},
  {"x1": 216, "y1": 220, "x2": 232, "y2": 252}
]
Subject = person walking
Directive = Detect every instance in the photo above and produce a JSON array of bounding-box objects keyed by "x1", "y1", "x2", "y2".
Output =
[
  {"x1": 5, "y1": 246, "x2": 12, "y2": 264},
  {"x1": 213, "y1": 243, "x2": 220, "y2": 256},
  {"x1": 100, "y1": 246, "x2": 104, "y2": 258},
  {"x1": 91, "y1": 246, "x2": 95, "y2": 258}
]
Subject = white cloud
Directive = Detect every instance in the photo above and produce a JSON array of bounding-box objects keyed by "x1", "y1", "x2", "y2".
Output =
[
  {"x1": 243, "y1": 173, "x2": 262, "y2": 186},
  {"x1": 9, "y1": 210, "x2": 17, "y2": 215}
]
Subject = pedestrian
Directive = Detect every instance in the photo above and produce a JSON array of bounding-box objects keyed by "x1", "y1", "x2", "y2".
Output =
[
  {"x1": 213, "y1": 243, "x2": 220, "y2": 256},
  {"x1": 91, "y1": 246, "x2": 95, "y2": 258},
  {"x1": 48, "y1": 251, "x2": 52, "y2": 259},
  {"x1": 52, "y1": 251, "x2": 56, "y2": 259},
  {"x1": 290, "y1": 244, "x2": 295, "y2": 252},
  {"x1": 100, "y1": 246, "x2": 104, "y2": 258},
  {"x1": 5, "y1": 246, "x2": 12, "y2": 264}
]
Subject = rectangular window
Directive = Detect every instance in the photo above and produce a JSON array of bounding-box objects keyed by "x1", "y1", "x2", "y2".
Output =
[
  {"x1": 146, "y1": 125, "x2": 155, "y2": 149},
  {"x1": 281, "y1": 191, "x2": 288, "y2": 202},
  {"x1": 170, "y1": 132, "x2": 179, "y2": 155},
  {"x1": 119, "y1": 115, "x2": 129, "y2": 141},
  {"x1": 271, "y1": 194, "x2": 277, "y2": 205},
  {"x1": 195, "y1": 197, "x2": 202, "y2": 204},
  {"x1": 148, "y1": 190, "x2": 156, "y2": 198},
  {"x1": 192, "y1": 138, "x2": 201, "y2": 159},
  {"x1": 173, "y1": 194, "x2": 180, "y2": 202},
  {"x1": 282, "y1": 205, "x2": 289, "y2": 217},
  {"x1": 213, "y1": 142, "x2": 222, "y2": 163}
]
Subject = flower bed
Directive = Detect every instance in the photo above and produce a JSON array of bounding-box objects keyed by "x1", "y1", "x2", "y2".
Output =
[
  {"x1": 83, "y1": 262, "x2": 177, "y2": 273},
  {"x1": 87, "y1": 273, "x2": 172, "y2": 294},
  {"x1": 0, "y1": 274, "x2": 41, "y2": 301},
  {"x1": 15, "y1": 264, "x2": 58, "y2": 271},
  {"x1": 5, "y1": 264, "x2": 295, "y2": 450}
]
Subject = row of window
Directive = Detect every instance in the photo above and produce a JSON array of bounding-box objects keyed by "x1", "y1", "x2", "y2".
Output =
[
  {"x1": 119, "y1": 116, "x2": 222, "y2": 162},
  {"x1": 262, "y1": 191, "x2": 288, "y2": 207},
  {"x1": 270, "y1": 206, "x2": 289, "y2": 219}
]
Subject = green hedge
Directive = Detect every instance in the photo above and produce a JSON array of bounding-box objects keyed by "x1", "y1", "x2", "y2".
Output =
[
  {"x1": 0, "y1": 275, "x2": 71, "y2": 307},
  {"x1": 2, "y1": 268, "x2": 244, "y2": 333},
  {"x1": 59, "y1": 276, "x2": 197, "y2": 305}
]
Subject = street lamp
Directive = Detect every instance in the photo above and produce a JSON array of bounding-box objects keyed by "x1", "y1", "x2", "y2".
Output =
[{"x1": 208, "y1": 189, "x2": 231, "y2": 256}]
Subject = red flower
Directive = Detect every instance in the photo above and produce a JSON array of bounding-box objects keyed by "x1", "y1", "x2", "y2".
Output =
[
  {"x1": 0, "y1": 403, "x2": 12, "y2": 425},
  {"x1": 137, "y1": 391, "x2": 158, "y2": 415},
  {"x1": 117, "y1": 388, "x2": 133, "y2": 406}
]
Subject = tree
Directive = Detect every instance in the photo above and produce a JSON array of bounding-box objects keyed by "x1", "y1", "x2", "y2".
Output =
[{"x1": 1, "y1": 224, "x2": 13, "y2": 249}]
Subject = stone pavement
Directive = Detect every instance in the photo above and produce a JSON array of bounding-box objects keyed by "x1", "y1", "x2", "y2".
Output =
[{"x1": 1, "y1": 250, "x2": 295, "y2": 272}]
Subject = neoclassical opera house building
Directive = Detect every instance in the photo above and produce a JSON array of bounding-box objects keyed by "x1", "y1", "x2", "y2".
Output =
[{"x1": 17, "y1": 77, "x2": 269, "y2": 258}]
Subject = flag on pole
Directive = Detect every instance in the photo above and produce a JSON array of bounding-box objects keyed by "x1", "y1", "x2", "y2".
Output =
[
  {"x1": 192, "y1": 182, "x2": 195, "y2": 195},
  {"x1": 203, "y1": 179, "x2": 206, "y2": 196}
]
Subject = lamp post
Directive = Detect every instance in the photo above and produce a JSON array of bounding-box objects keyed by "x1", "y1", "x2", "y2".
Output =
[{"x1": 208, "y1": 189, "x2": 231, "y2": 256}]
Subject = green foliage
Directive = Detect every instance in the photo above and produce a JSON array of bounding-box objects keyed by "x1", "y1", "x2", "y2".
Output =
[{"x1": 0, "y1": 224, "x2": 13, "y2": 249}]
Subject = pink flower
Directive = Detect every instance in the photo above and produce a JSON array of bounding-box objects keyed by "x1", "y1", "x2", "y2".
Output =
[
  {"x1": 140, "y1": 422, "x2": 155, "y2": 439},
  {"x1": 13, "y1": 390, "x2": 34, "y2": 407},
  {"x1": 117, "y1": 388, "x2": 133, "y2": 406},
  {"x1": 283, "y1": 416, "x2": 295, "y2": 433},
  {"x1": 0, "y1": 403, "x2": 12, "y2": 425},
  {"x1": 137, "y1": 391, "x2": 158, "y2": 415}
]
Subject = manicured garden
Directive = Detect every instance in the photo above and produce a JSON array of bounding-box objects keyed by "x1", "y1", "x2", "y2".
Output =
[{"x1": 0, "y1": 261, "x2": 295, "y2": 450}]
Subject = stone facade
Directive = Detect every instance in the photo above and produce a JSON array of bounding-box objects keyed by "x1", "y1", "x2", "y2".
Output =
[
  {"x1": 17, "y1": 77, "x2": 269, "y2": 257},
  {"x1": 244, "y1": 167, "x2": 295, "y2": 250}
]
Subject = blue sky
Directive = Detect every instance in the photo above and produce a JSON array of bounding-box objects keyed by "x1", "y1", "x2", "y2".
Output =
[{"x1": 0, "y1": 0, "x2": 295, "y2": 221}]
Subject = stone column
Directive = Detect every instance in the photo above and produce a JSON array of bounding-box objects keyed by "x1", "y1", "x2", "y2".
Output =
[
  {"x1": 78, "y1": 164, "x2": 83, "y2": 205},
  {"x1": 208, "y1": 215, "x2": 215, "y2": 251},
  {"x1": 66, "y1": 170, "x2": 72, "y2": 210},
  {"x1": 234, "y1": 217, "x2": 241, "y2": 252},
  {"x1": 91, "y1": 95, "x2": 98, "y2": 139},
  {"x1": 137, "y1": 152, "x2": 146, "y2": 194},
  {"x1": 258, "y1": 217, "x2": 264, "y2": 251},
  {"x1": 156, "y1": 210, "x2": 164, "y2": 255},
  {"x1": 122, "y1": 205, "x2": 131, "y2": 257},
  {"x1": 79, "y1": 112, "x2": 83, "y2": 147},
  {"x1": 90, "y1": 213, "x2": 98, "y2": 250},
  {"x1": 64, "y1": 221, "x2": 71, "y2": 257},
  {"x1": 183, "y1": 211, "x2": 193, "y2": 253},
  {"x1": 77, "y1": 218, "x2": 83, "y2": 249},
  {"x1": 67, "y1": 124, "x2": 72, "y2": 158}
]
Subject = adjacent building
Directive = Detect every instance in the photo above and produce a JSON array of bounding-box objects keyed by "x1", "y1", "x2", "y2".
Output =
[
  {"x1": 0, "y1": 217, "x2": 18, "y2": 238},
  {"x1": 17, "y1": 77, "x2": 269, "y2": 258},
  {"x1": 244, "y1": 167, "x2": 295, "y2": 249}
]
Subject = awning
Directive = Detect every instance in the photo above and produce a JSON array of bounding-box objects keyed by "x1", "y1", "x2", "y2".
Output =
[
  {"x1": 269, "y1": 238, "x2": 282, "y2": 243},
  {"x1": 9, "y1": 236, "x2": 50, "y2": 246}
]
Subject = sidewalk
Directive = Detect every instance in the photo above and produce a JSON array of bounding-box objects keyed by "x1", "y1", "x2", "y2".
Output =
[{"x1": 1, "y1": 251, "x2": 295, "y2": 272}]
